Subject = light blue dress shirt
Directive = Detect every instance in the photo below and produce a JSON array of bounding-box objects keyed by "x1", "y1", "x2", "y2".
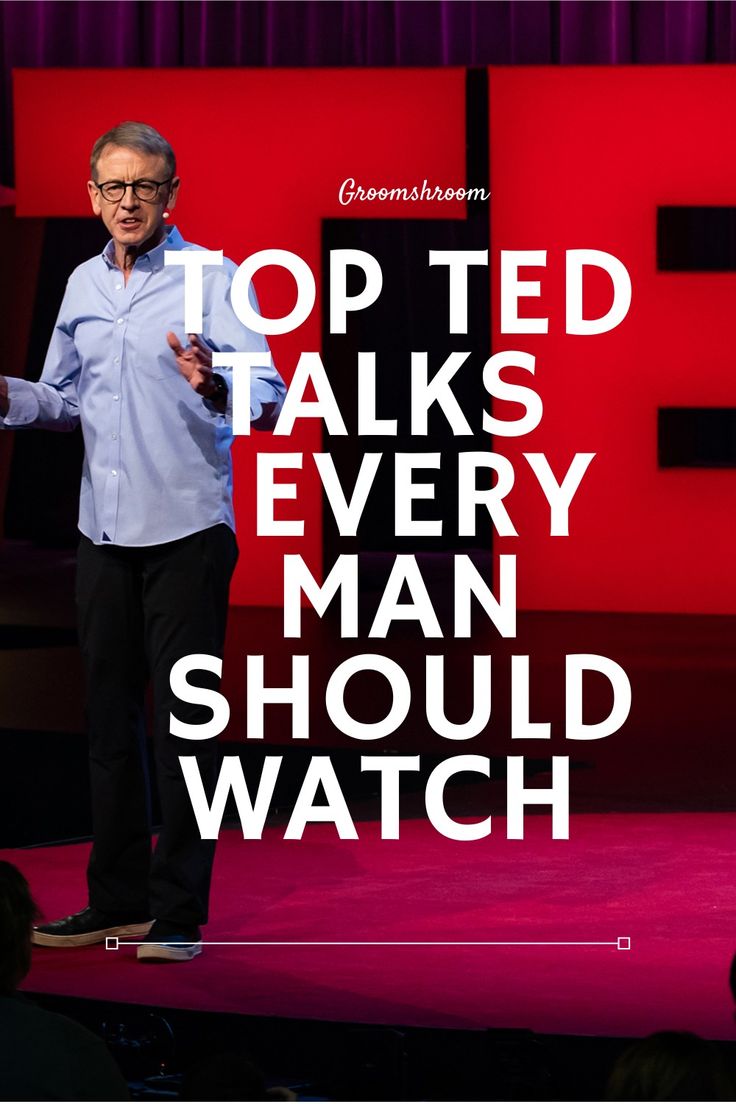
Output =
[{"x1": 1, "y1": 226, "x2": 285, "y2": 546}]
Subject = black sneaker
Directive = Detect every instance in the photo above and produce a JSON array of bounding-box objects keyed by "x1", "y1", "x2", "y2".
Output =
[
  {"x1": 137, "y1": 920, "x2": 203, "y2": 963},
  {"x1": 32, "y1": 907, "x2": 153, "y2": 948}
]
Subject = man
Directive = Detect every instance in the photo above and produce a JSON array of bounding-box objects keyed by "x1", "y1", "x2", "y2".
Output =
[
  {"x1": 0, "y1": 121, "x2": 285, "y2": 962},
  {"x1": 0, "y1": 861, "x2": 129, "y2": 1098}
]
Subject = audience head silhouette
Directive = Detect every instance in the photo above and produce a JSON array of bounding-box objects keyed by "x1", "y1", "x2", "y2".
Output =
[
  {"x1": 605, "y1": 1030, "x2": 735, "y2": 1101},
  {"x1": 182, "y1": 1051, "x2": 295, "y2": 1101},
  {"x1": 0, "y1": 860, "x2": 40, "y2": 995},
  {"x1": 0, "y1": 862, "x2": 131, "y2": 1100}
]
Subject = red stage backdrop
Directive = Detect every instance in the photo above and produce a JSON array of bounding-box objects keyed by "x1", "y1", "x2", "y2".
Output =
[
  {"x1": 490, "y1": 66, "x2": 736, "y2": 614},
  {"x1": 14, "y1": 66, "x2": 735, "y2": 613}
]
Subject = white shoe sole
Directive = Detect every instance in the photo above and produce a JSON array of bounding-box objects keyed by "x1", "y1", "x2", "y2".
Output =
[
  {"x1": 32, "y1": 921, "x2": 153, "y2": 948},
  {"x1": 137, "y1": 941, "x2": 203, "y2": 963}
]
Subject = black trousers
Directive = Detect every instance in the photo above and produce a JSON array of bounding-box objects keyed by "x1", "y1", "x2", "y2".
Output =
[{"x1": 76, "y1": 525, "x2": 238, "y2": 928}]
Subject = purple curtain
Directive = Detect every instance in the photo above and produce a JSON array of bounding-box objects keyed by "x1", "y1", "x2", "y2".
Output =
[{"x1": 2, "y1": 0, "x2": 736, "y2": 185}]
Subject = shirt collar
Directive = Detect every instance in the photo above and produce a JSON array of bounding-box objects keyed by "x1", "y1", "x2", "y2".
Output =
[{"x1": 101, "y1": 224, "x2": 185, "y2": 273}]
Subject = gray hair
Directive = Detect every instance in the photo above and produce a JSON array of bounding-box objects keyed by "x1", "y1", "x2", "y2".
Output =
[{"x1": 90, "y1": 121, "x2": 176, "y2": 180}]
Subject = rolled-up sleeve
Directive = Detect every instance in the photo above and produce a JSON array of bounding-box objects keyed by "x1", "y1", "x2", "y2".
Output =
[{"x1": 1, "y1": 286, "x2": 81, "y2": 432}]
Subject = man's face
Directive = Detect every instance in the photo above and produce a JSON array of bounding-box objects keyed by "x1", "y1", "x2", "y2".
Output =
[{"x1": 87, "y1": 144, "x2": 179, "y2": 251}]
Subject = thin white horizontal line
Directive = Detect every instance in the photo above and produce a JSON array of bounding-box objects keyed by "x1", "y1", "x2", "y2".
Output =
[{"x1": 107, "y1": 937, "x2": 631, "y2": 949}]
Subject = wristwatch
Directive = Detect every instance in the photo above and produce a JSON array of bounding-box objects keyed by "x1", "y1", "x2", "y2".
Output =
[{"x1": 207, "y1": 373, "x2": 228, "y2": 405}]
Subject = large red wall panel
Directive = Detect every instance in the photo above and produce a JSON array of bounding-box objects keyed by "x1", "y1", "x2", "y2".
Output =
[{"x1": 491, "y1": 66, "x2": 736, "y2": 614}]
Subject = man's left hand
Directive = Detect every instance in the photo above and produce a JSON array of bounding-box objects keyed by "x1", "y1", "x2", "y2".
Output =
[{"x1": 167, "y1": 331, "x2": 218, "y2": 398}]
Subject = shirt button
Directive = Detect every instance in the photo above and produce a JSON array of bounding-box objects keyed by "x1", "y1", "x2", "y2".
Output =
[
  {"x1": 116, "y1": 318, "x2": 124, "y2": 325},
  {"x1": 111, "y1": 433, "x2": 118, "y2": 440},
  {"x1": 115, "y1": 283, "x2": 122, "y2": 291},
  {"x1": 113, "y1": 394, "x2": 120, "y2": 401},
  {"x1": 111, "y1": 470, "x2": 118, "y2": 477},
  {"x1": 114, "y1": 357, "x2": 120, "y2": 364}
]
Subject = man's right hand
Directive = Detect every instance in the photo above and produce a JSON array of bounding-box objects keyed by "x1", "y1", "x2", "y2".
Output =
[{"x1": 0, "y1": 376, "x2": 9, "y2": 418}]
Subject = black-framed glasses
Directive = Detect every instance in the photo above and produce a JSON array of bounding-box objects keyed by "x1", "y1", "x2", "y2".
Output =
[{"x1": 94, "y1": 177, "x2": 174, "y2": 202}]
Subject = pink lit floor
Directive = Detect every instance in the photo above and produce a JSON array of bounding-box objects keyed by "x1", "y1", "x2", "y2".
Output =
[{"x1": 5, "y1": 811, "x2": 736, "y2": 1041}]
